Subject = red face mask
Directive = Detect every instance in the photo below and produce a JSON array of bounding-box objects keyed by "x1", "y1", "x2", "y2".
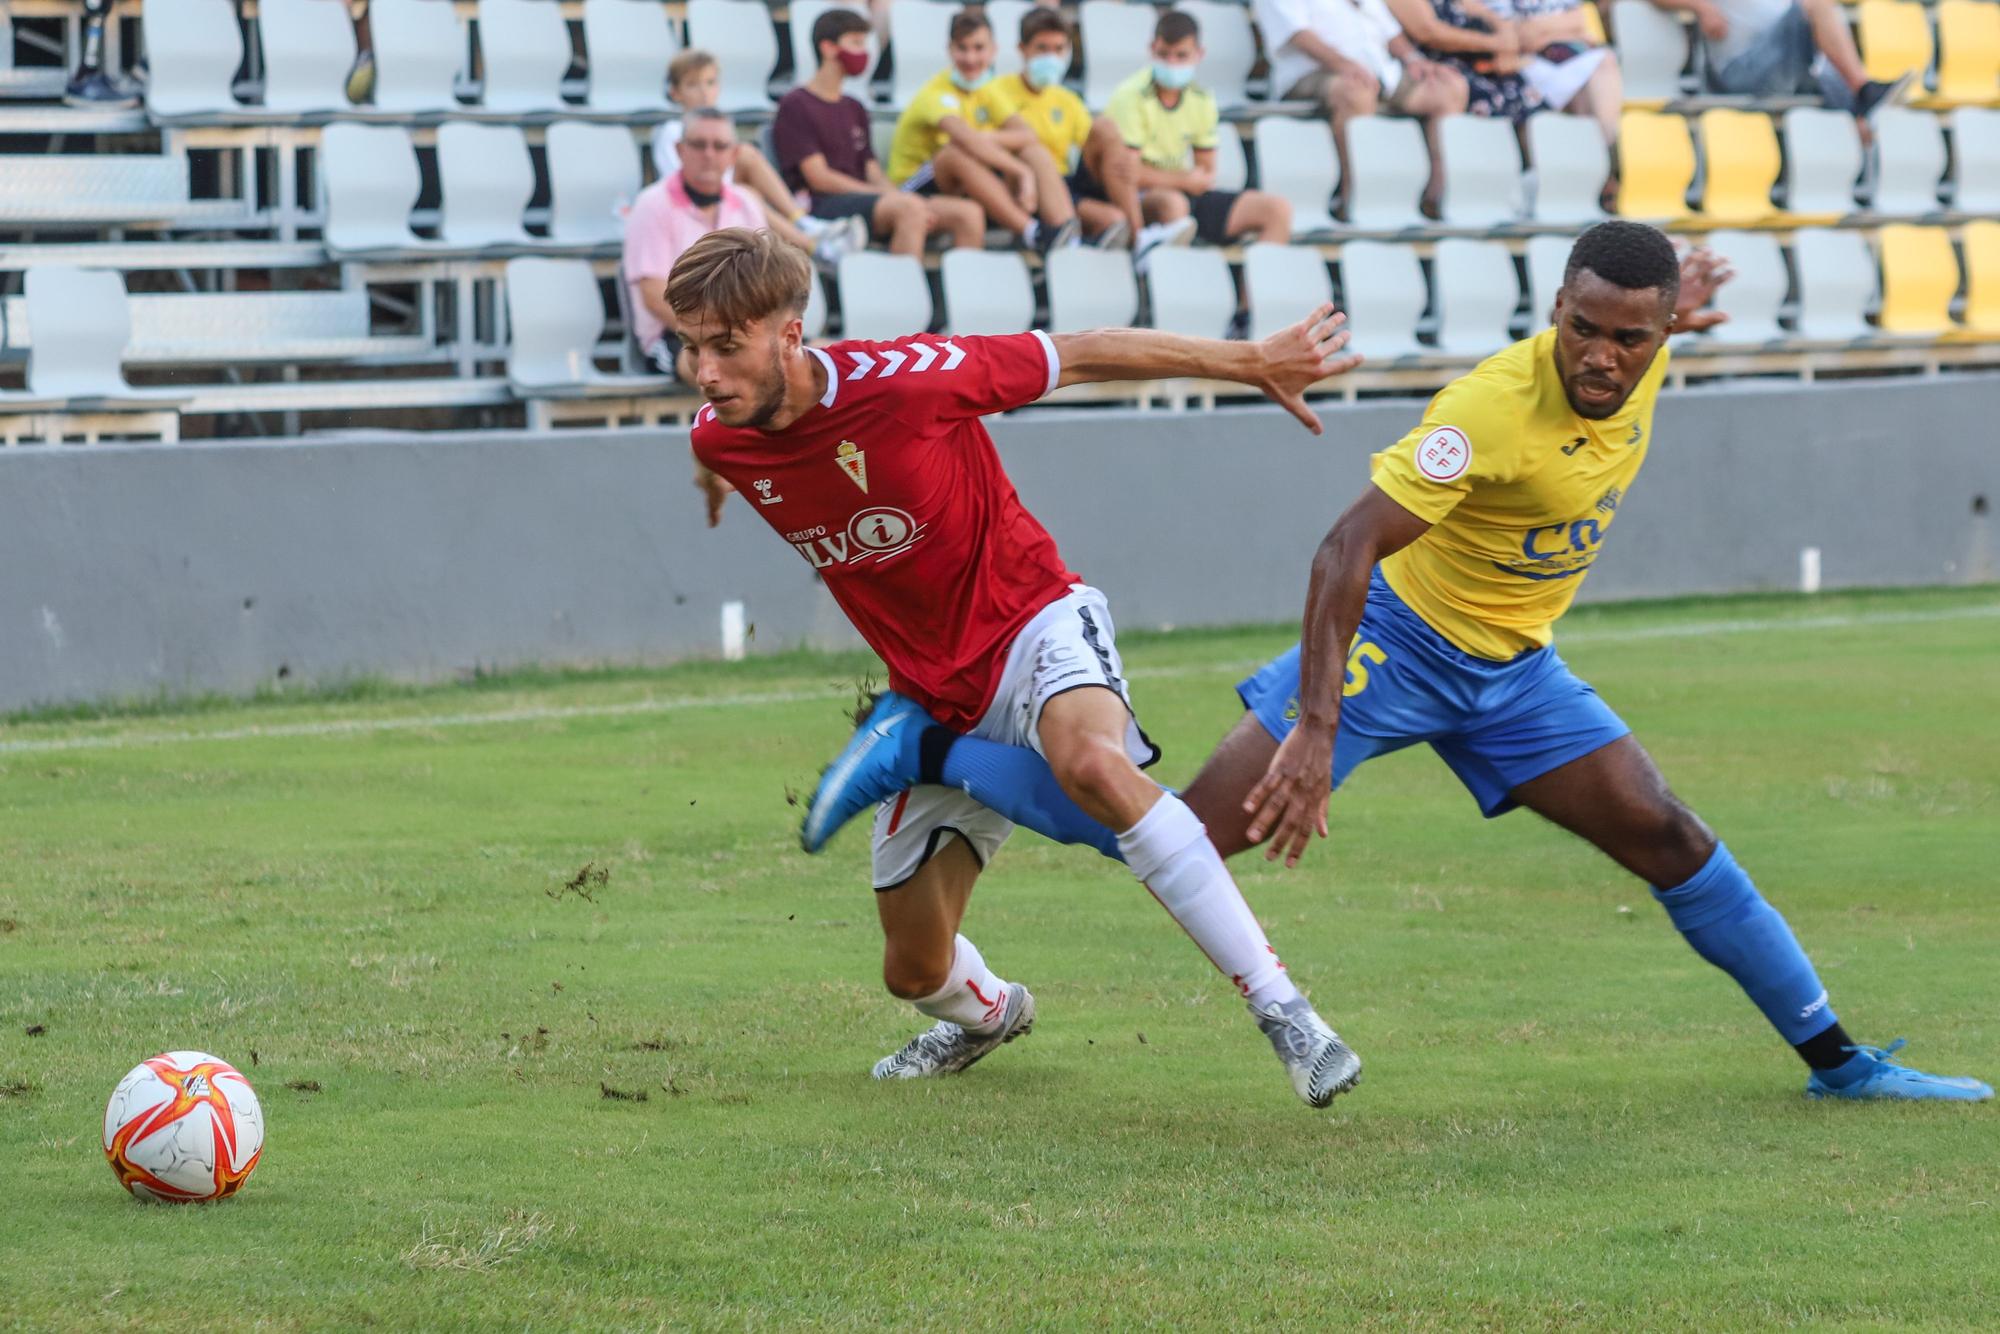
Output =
[{"x1": 835, "y1": 48, "x2": 870, "y2": 76}]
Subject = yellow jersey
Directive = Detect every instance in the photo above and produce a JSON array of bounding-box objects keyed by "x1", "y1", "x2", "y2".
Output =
[
  {"x1": 886, "y1": 69, "x2": 1000, "y2": 185},
  {"x1": 1371, "y1": 327, "x2": 1670, "y2": 661},
  {"x1": 1104, "y1": 68, "x2": 1218, "y2": 171},
  {"x1": 980, "y1": 73, "x2": 1091, "y2": 169}
]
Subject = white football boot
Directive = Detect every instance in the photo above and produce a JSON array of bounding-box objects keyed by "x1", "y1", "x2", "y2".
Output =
[
  {"x1": 1251, "y1": 996, "x2": 1362, "y2": 1108},
  {"x1": 872, "y1": 983, "x2": 1036, "y2": 1079}
]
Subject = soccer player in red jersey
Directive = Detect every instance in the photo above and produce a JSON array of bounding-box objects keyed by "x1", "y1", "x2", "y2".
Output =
[{"x1": 671, "y1": 227, "x2": 1364, "y2": 1105}]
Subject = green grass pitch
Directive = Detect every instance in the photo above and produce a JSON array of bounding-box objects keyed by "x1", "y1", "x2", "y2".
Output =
[{"x1": 2, "y1": 586, "x2": 1996, "y2": 1330}]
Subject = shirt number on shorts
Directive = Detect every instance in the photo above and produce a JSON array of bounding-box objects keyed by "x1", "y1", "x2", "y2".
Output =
[{"x1": 1343, "y1": 641, "x2": 1387, "y2": 697}]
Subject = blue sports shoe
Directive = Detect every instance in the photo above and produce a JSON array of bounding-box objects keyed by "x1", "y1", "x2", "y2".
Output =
[
  {"x1": 801, "y1": 691, "x2": 930, "y2": 852},
  {"x1": 1805, "y1": 1039, "x2": 1994, "y2": 1102}
]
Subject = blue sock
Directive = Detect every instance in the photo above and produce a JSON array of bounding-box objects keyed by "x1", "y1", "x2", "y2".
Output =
[
  {"x1": 1652, "y1": 842, "x2": 1837, "y2": 1046},
  {"x1": 917, "y1": 729, "x2": 1125, "y2": 862}
]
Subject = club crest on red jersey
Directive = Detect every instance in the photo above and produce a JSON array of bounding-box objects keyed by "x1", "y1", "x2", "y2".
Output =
[{"x1": 836, "y1": 440, "x2": 869, "y2": 493}]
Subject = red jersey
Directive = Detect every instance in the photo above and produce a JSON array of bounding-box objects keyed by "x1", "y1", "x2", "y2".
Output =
[{"x1": 691, "y1": 331, "x2": 1080, "y2": 731}]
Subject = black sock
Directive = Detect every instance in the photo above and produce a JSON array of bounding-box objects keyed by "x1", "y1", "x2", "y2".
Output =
[
  {"x1": 917, "y1": 725, "x2": 955, "y2": 787},
  {"x1": 1795, "y1": 1021, "x2": 1857, "y2": 1071}
]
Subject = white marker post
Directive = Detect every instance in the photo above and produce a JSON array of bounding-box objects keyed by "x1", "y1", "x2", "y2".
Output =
[
  {"x1": 720, "y1": 600, "x2": 747, "y2": 661},
  {"x1": 1799, "y1": 547, "x2": 1823, "y2": 595}
]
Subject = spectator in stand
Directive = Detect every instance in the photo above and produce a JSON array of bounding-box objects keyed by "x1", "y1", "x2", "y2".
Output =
[
  {"x1": 624, "y1": 109, "x2": 773, "y2": 381},
  {"x1": 1649, "y1": 0, "x2": 1912, "y2": 119},
  {"x1": 886, "y1": 10, "x2": 1082, "y2": 255},
  {"x1": 1476, "y1": 0, "x2": 1622, "y2": 146},
  {"x1": 1104, "y1": 10, "x2": 1294, "y2": 251},
  {"x1": 981, "y1": 7, "x2": 1149, "y2": 249},
  {"x1": 653, "y1": 50, "x2": 865, "y2": 267},
  {"x1": 1384, "y1": 0, "x2": 1543, "y2": 125},
  {"x1": 773, "y1": 8, "x2": 985, "y2": 255},
  {"x1": 1252, "y1": 0, "x2": 1470, "y2": 216}
]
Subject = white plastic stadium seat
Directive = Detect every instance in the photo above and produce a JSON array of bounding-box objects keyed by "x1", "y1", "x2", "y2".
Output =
[
  {"x1": 1525, "y1": 113, "x2": 1609, "y2": 225},
  {"x1": 141, "y1": 0, "x2": 242, "y2": 118},
  {"x1": 1338, "y1": 240, "x2": 1427, "y2": 360},
  {"x1": 940, "y1": 251, "x2": 1035, "y2": 335},
  {"x1": 1045, "y1": 247, "x2": 1138, "y2": 333},
  {"x1": 789, "y1": 0, "x2": 876, "y2": 100},
  {"x1": 1699, "y1": 230, "x2": 1789, "y2": 344},
  {"x1": 1438, "y1": 115, "x2": 1523, "y2": 227},
  {"x1": 1780, "y1": 107, "x2": 1862, "y2": 219},
  {"x1": 370, "y1": 0, "x2": 467, "y2": 114},
  {"x1": 837, "y1": 252, "x2": 934, "y2": 340},
  {"x1": 506, "y1": 257, "x2": 610, "y2": 388},
  {"x1": 477, "y1": 0, "x2": 573, "y2": 113},
  {"x1": 1431, "y1": 238, "x2": 1519, "y2": 356},
  {"x1": 1252, "y1": 116, "x2": 1338, "y2": 235},
  {"x1": 1145, "y1": 246, "x2": 1236, "y2": 339},
  {"x1": 1346, "y1": 115, "x2": 1427, "y2": 230},
  {"x1": 687, "y1": 0, "x2": 778, "y2": 109},
  {"x1": 1080, "y1": 0, "x2": 1156, "y2": 110},
  {"x1": 260, "y1": 0, "x2": 361, "y2": 115},
  {"x1": 23, "y1": 267, "x2": 135, "y2": 398},
  {"x1": 583, "y1": 0, "x2": 677, "y2": 112},
  {"x1": 1210, "y1": 124, "x2": 1248, "y2": 193},
  {"x1": 1611, "y1": 0, "x2": 1689, "y2": 103},
  {"x1": 1793, "y1": 227, "x2": 1876, "y2": 341},
  {"x1": 320, "y1": 122, "x2": 425, "y2": 252},
  {"x1": 889, "y1": 0, "x2": 954, "y2": 109},
  {"x1": 438, "y1": 121, "x2": 535, "y2": 246},
  {"x1": 1868, "y1": 106, "x2": 1946, "y2": 216},
  {"x1": 547, "y1": 121, "x2": 641, "y2": 243},
  {"x1": 1950, "y1": 107, "x2": 2000, "y2": 214},
  {"x1": 1179, "y1": 0, "x2": 1255, "y2": 109},
  {"x1": 986, "y1": 0, "x2": 1033, "y2": 77},
  {"x1": 1525, "y1": 234, "x2": 1573, "y2": 330},
  {"x1": 1243, "y1": 242, "x2": 1333, "y2": 341}
]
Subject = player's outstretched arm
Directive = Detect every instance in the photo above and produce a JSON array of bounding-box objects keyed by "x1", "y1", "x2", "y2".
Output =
[
  {"x1": 1242, "y1": 486, "x2": 1431, "y2": 867},
  {"x1": 1050, "y1": 304, "x2": 1362, "y2": 435}
]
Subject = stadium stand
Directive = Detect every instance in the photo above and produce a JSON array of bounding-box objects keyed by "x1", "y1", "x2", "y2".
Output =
[{"x1": 1, "y1": 0, "x2": 1995, "y2": 444}]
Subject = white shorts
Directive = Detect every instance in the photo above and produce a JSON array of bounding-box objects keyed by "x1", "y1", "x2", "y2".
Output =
[{"x1": 871, "y1": 584, "x2": 1159, "y2": 890}]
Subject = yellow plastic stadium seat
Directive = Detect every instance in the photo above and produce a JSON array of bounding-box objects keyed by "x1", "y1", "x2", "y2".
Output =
[
  {"x1": 1858, "y1": 0, "x2": 1935, "y2": 86},
  {"x1": 1582, "y1": 0, "x2": 1608, "y2": 47},
  {"x1": 1960, "y1": 220, "x2": 2000, "y2": 336},
  {"x1": 1617, "y1": 111, "x2": 1695, "y2": 223},
  {"x1": 1696, "y1": 109, "x2": 1782, "y2": 224},
  {"x1": 1876, "y1": 223, "x2": 1960, "y2": 335},
  {"x1": 1933, "y1": 0, "x2": 2000, "y2": 106}
]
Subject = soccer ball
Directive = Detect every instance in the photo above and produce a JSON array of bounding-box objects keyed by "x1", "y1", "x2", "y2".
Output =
[{"x1": 102, "y1": 1051, "x2": 264, "y2": 1202}]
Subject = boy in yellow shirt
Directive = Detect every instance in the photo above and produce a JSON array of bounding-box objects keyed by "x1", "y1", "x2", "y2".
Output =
[{"x1": 885, "y1": 10, "x2": 1081, "y2": 254}]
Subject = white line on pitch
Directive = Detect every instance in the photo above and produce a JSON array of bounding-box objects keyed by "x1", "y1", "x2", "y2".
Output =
[{"x1": 0, "y1": 600, "x2": 1993, "y2": 757}]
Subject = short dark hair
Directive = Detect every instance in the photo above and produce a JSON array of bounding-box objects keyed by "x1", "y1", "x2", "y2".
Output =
[
  {"x1": 1018, "y1": 7, "x2": 1071, "y2": 44},
  {"x1": 949, "y1": 8, "x2": 991, "y2": 43},
  {"x1": 812, "y1": 6, "x2": 871, "y2": 58},
  {"x1": 1155, "y1": 10, "x2": 1200, "y2": 45},
  {"x1": 1563, "y1": 220, "x2": 1680, "y2": 304}
]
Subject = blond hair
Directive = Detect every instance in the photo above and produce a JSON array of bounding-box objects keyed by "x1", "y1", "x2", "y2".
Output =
[
  {"x1": 667, "y1": 227, "x2": 813, "y2": 331},
  {"x1": 668, "y1": 48, "x2": 719, "y2": 91}
]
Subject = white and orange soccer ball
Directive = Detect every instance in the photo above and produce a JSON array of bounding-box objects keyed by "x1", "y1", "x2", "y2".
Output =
[{"x1": 102, "y1": 1051, "x2": 264, "y2": 1202}]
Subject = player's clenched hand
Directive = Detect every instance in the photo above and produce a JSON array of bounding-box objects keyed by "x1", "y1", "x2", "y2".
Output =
[
  {"x1": 1243, "y1": 724, "x2": 1334, "y2": 869},
  {"x1": 695, "y1": 463, "x2": 734, "y2": 527},
  {"x1": 1673, "y1": 247, "x2": 1735, "y2": 333},
  {"x1": 1258, "y1": 303, "x2": 1363, "y2": 436}
]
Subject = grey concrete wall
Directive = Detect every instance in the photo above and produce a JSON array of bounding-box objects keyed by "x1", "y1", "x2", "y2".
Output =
[{"x1": 1, "y1": 374, "x2": 1994, "y2": 711}]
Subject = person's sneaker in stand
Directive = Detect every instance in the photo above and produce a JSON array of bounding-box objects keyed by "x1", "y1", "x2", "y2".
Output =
[
  {"x1": 1134, "y1": 216, "x2": 1196, "y2": 274},
  {"x1": 1853, "y1": 71, "x2": 1915, "y2": 122},
  {"x1": 1091, "y1": 218, "x2": 1131, "y2": 250},
  {"x1": 63, "y1": 67, "x2": 141, "y2": 108},
  {"x1": 1031, "y1": 217, "x2": 1081, "y2": 256}
]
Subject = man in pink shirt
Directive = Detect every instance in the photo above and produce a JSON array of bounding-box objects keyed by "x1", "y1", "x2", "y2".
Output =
[{"x1": 625, "y1": 109, "x2": 776, "y2": 379}]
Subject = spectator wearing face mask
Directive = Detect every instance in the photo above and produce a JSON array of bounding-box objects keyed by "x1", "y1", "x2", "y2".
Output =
[
  {"x1": 772, "y1": 8, "x2": 986, "y2": 255},
  {"x1": 886, "y1": 9, "x2": 1082, "y2": 255},
  {"x1": 1104, "y1": 9, "x2": 1294, "y2": 259},
  {"x1": 979, "y1": 7, "x2": 1141, "y2": 248}
]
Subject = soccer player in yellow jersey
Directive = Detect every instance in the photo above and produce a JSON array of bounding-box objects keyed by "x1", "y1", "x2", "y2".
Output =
[
  {"x1": 803, "y1": 220, "x2": 1991, "y2": 1103},
  {"x1": 884, "y1": 9, "x2": 1082, "y2": 254}
]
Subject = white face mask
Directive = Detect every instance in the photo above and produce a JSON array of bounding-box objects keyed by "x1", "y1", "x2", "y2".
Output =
[
  {"x1": 1152, "y1": 61, "x2": 1196, "y2": 90},
  {"x1": 1025, "y1": 52, "x2": 1069, "y2": 87}
]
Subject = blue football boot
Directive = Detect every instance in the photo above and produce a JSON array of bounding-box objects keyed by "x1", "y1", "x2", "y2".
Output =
[
  {"x1": 1805, "y1": 1039, "x2": 1994, "y2": 1101},
  {"x1": 800, "y1": 690, "x2": 931, "y2": 852}
]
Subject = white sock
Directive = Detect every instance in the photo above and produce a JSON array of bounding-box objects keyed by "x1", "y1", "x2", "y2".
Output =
[
  {"x1": 1118, "y1": 794, "x2": 1301, "y2": 1010},
  {"x1": 911, "y1": 934, "x2": 1011, "y2": 1033},
  {"x1": 1023, "y1": 219, "x2": 1042, "y2": 247}
]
